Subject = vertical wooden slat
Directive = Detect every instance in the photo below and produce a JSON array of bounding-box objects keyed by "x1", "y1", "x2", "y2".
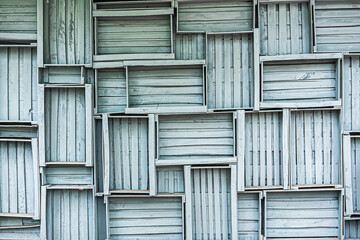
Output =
[
  {"x1": 103, "y1": 114, "x2": 110, "y2": 196},
  {"x1": 85, "y1": 84, "x2": 93, "y2": 166},
  {"x1": 184, "y1": 165, "x2": 192, "y2": 240},
  {"x1": 230, "y1": 165, "x2": 238, "y2": 240},
  {"x1": 237, "y1": 110, "x2": 245, "y2": 191},
  {"x1": 282, "y1": 109, "x2": 290, "y2": 189},
  {"x1": 149, "y1": 114, "x2": 156, "y2": 196}
]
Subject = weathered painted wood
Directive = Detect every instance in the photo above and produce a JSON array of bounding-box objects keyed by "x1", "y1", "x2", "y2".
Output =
[
  {"x1": 94, "y1": 118, "x2": 103, "y2": 193},
  {"x1": 345, "y1": 220, "x2": 360, "y2": 239},
  {"x1": 0, "y1": 140, "x2": 38, "y2": 218},
  {"x1": 157, "y1": 167, "x2": 184, "y2": 194},
  {"x1": 237, "y1": 110, "x2": 246, "y2": 192},
  {"x1": 314, "y1": 1, "x2": 360, "y2": 52},
  {"x1": 44, "y1": 189, "x2": 94, "y2": 240},
  {"x1": 207, "y1": 33, "x2": 254, "y2": 109},
  {"x1": 290, "y1": 110, "x2": 341, "y2": 186},
  {"x1": 343, "y1": 55, "x2": 360, "y2": 131},
  {"x1": 177, "y1": 0, "x2": 253, "y2": 33},
  {"x1": 175, "y1": 34, "x2": 205, "y2": 60},
  {"x1": 42, "y1": 0, "x2": 92, "y2": 64},
  {"x1": 238, "y1": 193, "x2": 261, "y2": 240},
  {"x1": 0, "y1": 227, "x2": 40, "y2": 240},
  {"x1": 42, "y1": 167, "x2": 93, "y2": 185},
  {"x1": 95, "y1": 68, "x2": 127, "y2": 114},
  {"x1": 0, "y1": 217, "x2": 39, "y2": 228},
  {"x1": 344, "y1": 135, "x2": 354, "y2": 216},
  {"x1": 184, "y1": 165, "x2": 192, "y2": 240},
  {"x1": 191, "y1": 168, "x2": 232, "y2": 240},
  {"x1": 40, "y1": 67, "x2": 86, "y2": 84},
  {"x1": 44, "y1": 86, "x2": 88, "y2": 164},
  {"x1": 106, "y1": 196, "x2": 183, "y2": 240},
  {"x1": 0, "y1": 48, "x2": 37, "y2": 121},
  {"x1": 96, "y1": 197, "x2": 106, "y2": 240},
  {"x1": 127, "y1": 64, "x2": 205, "y2": 112},
  {"x1": 148, "y1": 114, "x2": 156, "y2": 196},
  {"x1": 94, "y1": 1, "x2": 173, "y2": 61},
  {"x1": 262, "y1": 60, "x2": 339, "y2": 107},
  {"x1": 0, "y1": 0, "x2": 37, "y2": 43},
  {"x1": 265, "y1": 190, "x2": 342, "y2": 238},
  {"x1": 107, "y1": 117, "x2": 148, "y2": 191},
  {"x1": 349, "y1": 137, "x2": 360, "y2": 214},
  {"x1": 244, "y1": 112, "x2": 283, "y2": 189},
  {"x1": 259, "y1": 1, "x2": 311, "y2": 55},
  {"x1": 157, "y1": 113, "x2": 235, "y2": 164}
]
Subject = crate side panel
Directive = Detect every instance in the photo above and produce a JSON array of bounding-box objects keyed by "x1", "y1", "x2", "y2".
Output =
[
  {"x1": 44, "y1": 167, "x2": 93, "y2": 185},
  {"x1": 345, "y1": 220, "x2": 360, "y2": 239},
  {"x1": 351, "y1": 138, "x2": 360, "y2": 213},
  {"x1": 238, "y1": 193, "x2": 260, "y2": 240},
  {"x1": 157, "y1": 167, "x2": 184, "y2": 194},
  {"x1": 175, "y1": 34, "x2": 205, "y2": 60}
]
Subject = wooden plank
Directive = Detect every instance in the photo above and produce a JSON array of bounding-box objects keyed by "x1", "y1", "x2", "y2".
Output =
[
  {"x1": 184, "y1": 165, "x2": 192, "y2": 240},
  {"x1": 149, "y1": 114, "x2": 156, "y2": 196},
  {"x1": 282, "y1": 109, "x2": 290, "y2": 189},
  {"x1": 38, "y1": 85, "x2": 45, "y2": 167},
  {"x1": 31, "y1": 138, "x2": 40, "y2": 220},
  {"x1": 344, "y1": 135, "x2": 354, "y2": 215},
  {"x1": 230, "y1": 165, "x2": 238, "y2": 240},
  {"x1": 237, "y1": 110, "x2": 245, "y2": 191},
  {"x1": 85, "y1": 84, "x2": 93, "y2": 166},
  {"x1": 102, "y1": 114, "x2": 110, "y2": 196}
]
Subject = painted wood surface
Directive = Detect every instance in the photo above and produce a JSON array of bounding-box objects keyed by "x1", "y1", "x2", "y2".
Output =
[
  {"x1": 238, "y1": 193, "x2": 261, "y2": 240},
  {"x1": 107, "y1": 197, "x2": 183, "y2": 240},
  {"x1": 43, "y1": 0, "x2": 91, "y2": 64},
  {"x1": 177, "y1": 0, "x2": 253, "y2": 33},
  {"x1": 0, "y1": 141, "x2": 36, "y2": 216},
  {"x1": 108, "y1": 118, "x2": 148, "y2": 191},
  {"x1": 157, "y1": 167, "x2": 184, "y2": 194},
  {"x1": 207, "y1": 34, "x2": 254, "y2": 109},
  {"x1": 345, "y1": 220, "x2": 360, "y2": 239},
  {"x1": 0, "y1": 0, "x2": 37, "y2": 43},
  {"x1": 0, "y1": 48, "x2": 37, "y2": 121},
  {"x1": 40, "y1": 67, "x2": 84, "y2": 84},
  {"x1": 244, "y1": 112, "x2": 282, "y2": 188},
  {"x1": 191, "y1": 168, "x2": 232, "y2": 240},
  {"x1": 265, "y1": 191, "x2": 341, "y2": 238},
  {"x1": 290, "y1": 110, "x2": 341, "y2": 186},
  {"x1": 45, "y1": 189, "x2": 94, "y2": 240},
  {"x1": 43, "y1": 167, "x2": 93, "y2": 185},
  {"x1": 259, "y1": 1, "x2": 311, "y2": 56},
  {"x1": 0, "y1": 227, "x2": 40, "y2": 240},
  {"x1": 96, "y1": 68, "x2": 126, "y2": 114},
  {"x1": 351, "y1": 137, "x2": 360, "y2": 214},
  {"x1": 262, "y1": 60, "x2": 339, "y2": 105},
  {"x1": 175, "y1": 34, "x2": 205, "y2": 60},
  {"x1": 344, "y1": 55, "x2": 360, "y2": 131},
  {"x1": 158, "y1": 113, "x2": 234, "y2": 163},
  {"x1": 128, "y1": 65, "x2": 204, "y2": 109},
  {"x1": 315, "y1": 1, "x2": 360, "y2": 52},
  {"x1": 44, "y1": 87, "x2": 86, "y2": 163}
]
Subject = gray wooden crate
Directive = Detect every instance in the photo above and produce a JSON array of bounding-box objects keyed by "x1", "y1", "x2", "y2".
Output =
[
  {"x1": 265, "y1": 190, "x2": 343, "y2": 239},
  {"x1": 0, "y1": 227, "x2": 40, "y2": 240},
  {"x1": 156, "y1": 113, "x2": 236, "y2": 166},
  {"x1": 0, "y1": 0, "x2": 37, "y2": 45},
  {"x1": 105, "y1": 196, "x2": 184, "y2": 240},
  {"x1": 157, "y1": 166, "x2": 184, "y2": 194},
  {"x1": 0, "y1": 139, "x2": 40, "y2": 220},
  {"x1": 176, "y1": 0, "x2": 254, "y2": 33},
  {"x1": 0, "y1": 47, "x2": 37, "y2": 122},
  {"x1": 42, "y1": 166, "x2": 93, "y2": 186},
  {"x1": 314, "y1": 0, "x2": 360, "y2": 53},
  {"x1": 175, "y1": 33, "x2": 205, "y2": 60},
  {"x1": 259, "y1": 0, "x2": 311, "y2": 56},
  {"x1": 260, "y1": 54, "x2": 342, "y2": 108},
  {"x1": 38, "y1": 84, "x2": 93, "y2": 166},
  {"x1": 290, "y1": 109, "x2": 341, "y2": 188},
  {"x1": 238, "y1": 192, "x2": 262, "y2": 240},
  {"x1": 38, "y1": 0, "x2": 92, "y2": 66},
  {"x1": 93, "y1": 1, "x2": 174, "y2": 62},
  {"x1": 39, "y1": 66, "x2": 93, "y2": 85},
  {"x1": 344, "y1": 54, "x2": 360, "y2": 132},
  {"x1": 345, "y1": 219, "x2": 360, "y2": 239},
  {"x1": 40, "y1": 187, "x2": 95, "y2": 240}
]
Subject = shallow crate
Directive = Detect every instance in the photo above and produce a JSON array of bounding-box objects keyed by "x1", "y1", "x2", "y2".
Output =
[
  {"x1": 157, "y1": 166, "x2": 184, "y2": 194},
  {"x1": 39, "y1": 66, "x2": 94, "y2": 85},
  {"x1": 175, "y1": 33, "x2": 206, "y2": 60},
  {"x1": 42, "y1": 166, "x2": 93, "y2": 186},
  {"x1": 345, "y1": 219, "x2": 360, "y2": 239}
]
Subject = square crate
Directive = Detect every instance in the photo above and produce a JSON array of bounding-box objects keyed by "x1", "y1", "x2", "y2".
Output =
[
  {"x1": 290, "y1": 109, "x2": 341, "y2": 188},
  {"x1": 207, "y1": 32, "x2": 258, "y2": 110},
  {"x1": 105, "y1": 195, "x2": 184, "y2": 240},
  {"x1": 175, "y1": 33, "x2": 206, "y2": 60},
  {"x1": 102, "y1": 115, "x2": 150, "y2": 194},
  {"x1": 0, "y1": 138, "x2": 40, "y2": 220},
  {"x1": 42, "y1": 166, "x2": 93, "y2": 186},
  {"x1": 259, "y1": 0, "x2": 312, "y2": 56},
  {"x1": 0, "y1": 0, "x2": 37, "y2": 45},
  {"x1": 177, "y1": 0, "x2": 254, "y2": 33},
  {"x1": 314, "y1": 0, "x2": 360, "y2": 53},
  {"x1": 345, "y1": 218, "x2": 360, "y2": 239},
  {"x1": 260, "y1": 54, "x2": 342, "y2": 108},
  {"x1": 40, "y1": 186, "x2": 95, "y2": 240},
  {"x1": 38, "y1": 0, "x2": 92, "y2": 66},
  {"x1": 95, "y1": 67, "x2": 127, "y2": 114},
  {"x1": 343, "y1": 54, "x2": 360, "y2": 131},
  {"x1": 344, "y1": 134, "x2": 360, "y2": 216},
  {"x1": 157, "y1": 166, "x2": 184, "y2": 194},
  {"x1": 125, "y1": 60, "x2": 206, "y2": 114},
  {"x1": 38, "y1": 84, "x2": 93, "y2": 166},
  {"x1": 238, "y1": 110, "x2": 286, "y2": 191},
  {"x1": 39, "y1": 66, "x2": 93, "y2": 85},
  {"x1": 156, "y1": 113, "x2": 236, "y2": 166},
  {"x1": 0, "y1": 47, "x2": 37, "y2": 122},
  {"x1": 93, "y1": 1, "x2": 174, "y2": 62},
  {"x1": 264, "y1": 189, "x2": 343, "y2": 239},
  {"x1": 184, "y1": 166, "x2": 238, "y2": 240}
]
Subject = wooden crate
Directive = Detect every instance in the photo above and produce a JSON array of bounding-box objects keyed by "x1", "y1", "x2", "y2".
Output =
[
  {"x1": 175, "y1": 33, "x2": 206, "y2": 60},
  {"x1": 0, "y1": 47, "x2": 37, "y2": 122},
  {"x1": 157, "y1": 166, "x2": 184, "y2": 194},
  {"x1": 93, "y1": 1, "x2": 174, "y2": 62},
  {"x1": 42, "y1": 167, "x2": 93, "y2": 186},
  {"x1": 38, "y1": 0, "x2": 92, "y2": 66},
  {"x1": 260, "y1": 54, "x2": 342, "y2": 108},
  {"x1": 264, "y1": 189, "x2": 343, "y2": 239},
  {"x1": 176, "y1": 0, "x2": 254, "y2": 33},
  {"x1": 39, "y1": 66, "x2": 93, "y2": 85},
  {"x1": 105, "y1": 195, "x2": 184, "y2": 240},
  {"x1": 0, "y1": 227, "x2": 40, "y2": 240},
  {"x1": 314, "y1": 0, "x2": 360, "y2": 53},
  {"x1": 259, "y1": 0, "x2": 312, "y2": 56},
  {"x1": 345, "y1": 219, "x2": 360, "y2": 239}
]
